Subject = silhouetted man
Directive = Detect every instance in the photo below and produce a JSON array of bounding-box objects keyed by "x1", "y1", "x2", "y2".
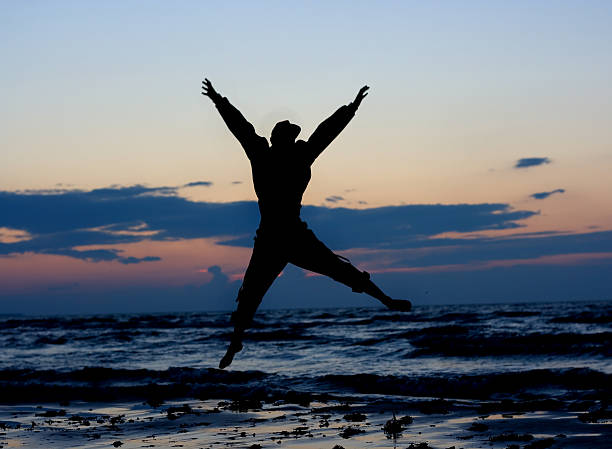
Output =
[{"x1": 202, "y1": 79, "x2": 411, "y2": 369}]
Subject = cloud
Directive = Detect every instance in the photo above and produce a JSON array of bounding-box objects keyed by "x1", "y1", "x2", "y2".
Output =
[
  {"x1": 514, "y1": 157, "x2": 551, "y2": 169},
  {"x1": 120, "y1": 256, "x2": 162, "y2": 264},
  {"x1": 299, "y1": 203, "x2": 536, "y2": 250},
  {"x1": 61, "y1": 249, "x2": 161, "y2": 264},
  {"x1": 78, "y1": 185, "x2": 180, "y2": 198},
  {"x1": 0, "y1": 185, "x2": 539, "y2": 262},
  {"x1": 325, "y1": 195, "x2": 345, "y2": 203},
  {"x1": 385, "y1": 230, "x2": 612, "y2": 269},
  {"x1": 0, "y1": 182, "x2": 609, "y2": 312},
  {"x1": 3, "y1": 254, "x2": 611, "y2": 314},
  {"x1": 0, "y1": 227, "x2": 32, "y2": 243},
  {"x1": 530, "y1": 189, "x2": 565, "y2": 200},
  {"x1": 0, "y1": 225, "x2": 160, "y2": 264},
  {"x1": 183, "y1": 181, "x2": 213, "y2": 188}
]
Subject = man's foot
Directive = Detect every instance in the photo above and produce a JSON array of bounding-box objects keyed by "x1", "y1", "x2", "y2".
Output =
[
  {"x1": 384, "y1": 298, "x2": 412, "y2": 312},
  {"x1": 218, "y1": 340, "x2": 243, "y2": 369}
]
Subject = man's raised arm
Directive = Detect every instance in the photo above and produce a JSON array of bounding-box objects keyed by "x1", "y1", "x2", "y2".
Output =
[
  {"x1": 306, "y1": 85, "x2": 369, "y2": 164},
  {"x1": 202, "y1": 78, "x2": 266, "y2": 160}
]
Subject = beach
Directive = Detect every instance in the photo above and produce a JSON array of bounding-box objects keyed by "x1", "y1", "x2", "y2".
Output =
[
  {"x1": 2, "y1": 395, "x2": 610, "y2": 448},
  {"x1": 1, "y1": 301, "x2": 610, "y2": 448}
]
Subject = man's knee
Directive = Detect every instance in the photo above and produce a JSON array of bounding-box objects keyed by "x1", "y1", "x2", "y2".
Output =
[{"x1": 331, "y1": 255, "x2": 371, "y2": 293}]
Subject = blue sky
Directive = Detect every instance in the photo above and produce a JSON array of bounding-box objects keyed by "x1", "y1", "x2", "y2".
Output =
[{"x1": 1, "y1": 1, "x2": 611, "y2": 313}]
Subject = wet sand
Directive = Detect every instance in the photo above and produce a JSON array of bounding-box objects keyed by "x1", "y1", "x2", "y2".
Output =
[{"x1": 1, "y1": 397, "x2": 610, "y2": 448}]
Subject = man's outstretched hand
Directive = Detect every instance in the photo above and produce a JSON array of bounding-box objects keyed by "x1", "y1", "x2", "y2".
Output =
[
  {"x1": 202, "y1": 78, "x2": 221, "y2": 103},
  {"x1": 353, "y1": 85, "x2": 369, "y2": 108}
]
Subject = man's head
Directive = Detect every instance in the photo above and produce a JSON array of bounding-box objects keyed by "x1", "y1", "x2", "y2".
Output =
[{"x1": 270, "y1": 120, "x2": 301, "y2": 147}]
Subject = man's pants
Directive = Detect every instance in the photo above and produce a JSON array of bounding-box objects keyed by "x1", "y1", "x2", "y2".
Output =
[{"x1": 230, "y1": 224, "x2": 370, "y2": 333}]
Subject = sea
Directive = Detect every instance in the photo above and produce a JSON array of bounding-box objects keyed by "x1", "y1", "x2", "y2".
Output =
[{"x1": 1, "y1": 300, "x2": 610, "y2": 406}]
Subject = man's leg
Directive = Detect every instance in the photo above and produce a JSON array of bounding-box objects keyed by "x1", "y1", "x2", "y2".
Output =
[
  {"x1": 289, "y1": 229, "x2": 411, "y2": 311},
  {"x1": 220, "y1": 238, "x2": 286, "y2": 369}
]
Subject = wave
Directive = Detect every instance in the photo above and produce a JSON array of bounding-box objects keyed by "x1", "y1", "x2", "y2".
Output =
[
  {"x1": 549, "y1": 310, "x2": 612, "y2": 324},
  {"x1": 0, "y1": 366, "x2": 609, "y2": 405},
  {"x1": 345, "y1": 311, "x2": 482, "y2": 326},
  {"x1": 0, "y1": 314, "x2": 231, "y2": 331},
  {"x1": 318, "y1": 367, "x2": 611, "y2": 400},
  {"x1": 407, "y1": 331, "x2": 612, "y2": 357},
  {"x1": 493, "y1": 311, "x2": 541, "y2": 318},
  {"x1": 354, "y1": 324, "x2": 611, "y2": 357},
  {"x1": 7, "y1": 323, "x2": 611, "y2": 357},
  {"x1": 198, "y1": 328, "x2": 316, "y2": 342}
]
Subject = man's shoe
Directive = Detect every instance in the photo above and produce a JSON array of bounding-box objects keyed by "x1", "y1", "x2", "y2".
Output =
[
  {"x1": 385, "y1": 299, "x2": 412, "y2": 312},
  {"x1": 218, "y1": 341, "x2": 243, "y2": 369}
]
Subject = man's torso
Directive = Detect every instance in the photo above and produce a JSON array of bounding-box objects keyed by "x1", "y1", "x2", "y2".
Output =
[{"x1": 250, "y1": 140, "x2": 312, "y2": 226}]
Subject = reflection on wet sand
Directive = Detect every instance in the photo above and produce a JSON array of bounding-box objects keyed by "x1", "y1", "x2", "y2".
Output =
[{"x1": 1, "y1": 398, "x2": 610, "y2": 448}]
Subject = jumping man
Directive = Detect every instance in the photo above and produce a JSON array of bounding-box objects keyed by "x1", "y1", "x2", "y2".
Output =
[{"x1": 201, "y1": 79, "x2": 412, "y2": 369}]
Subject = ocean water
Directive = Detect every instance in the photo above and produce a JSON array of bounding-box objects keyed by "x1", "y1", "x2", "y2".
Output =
[{"x1": 0, "y1": 301, "x2": 610, "y2": 405}]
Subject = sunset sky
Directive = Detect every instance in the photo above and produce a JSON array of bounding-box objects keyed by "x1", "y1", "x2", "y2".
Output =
[{"x1": 2, "y1": 1, "x2": 611, "y2": 314}]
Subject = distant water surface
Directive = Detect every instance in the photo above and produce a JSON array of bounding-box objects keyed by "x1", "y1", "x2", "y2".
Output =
[{"x1": 1, "y1": 301, "x2": 610, "y2": 403}]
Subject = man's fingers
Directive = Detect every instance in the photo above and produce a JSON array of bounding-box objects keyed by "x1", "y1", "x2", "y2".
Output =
[
  {"x1": 201, "y1": 80, "x2": 220, "y2": 101},
  {"x1": 355, "y1": 85, "x2": 369, "y2": 102},
  {"x1": 201, "y1": 78, "x2": 220, "y2": 101},
  {"x1": 202, "y1": 79, "x2": 217, "y2": 95}
]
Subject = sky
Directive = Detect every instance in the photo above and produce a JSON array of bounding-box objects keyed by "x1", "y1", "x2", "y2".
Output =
[{"x1": 1, "y1": 1, "x2": 611, "y2": 314}]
